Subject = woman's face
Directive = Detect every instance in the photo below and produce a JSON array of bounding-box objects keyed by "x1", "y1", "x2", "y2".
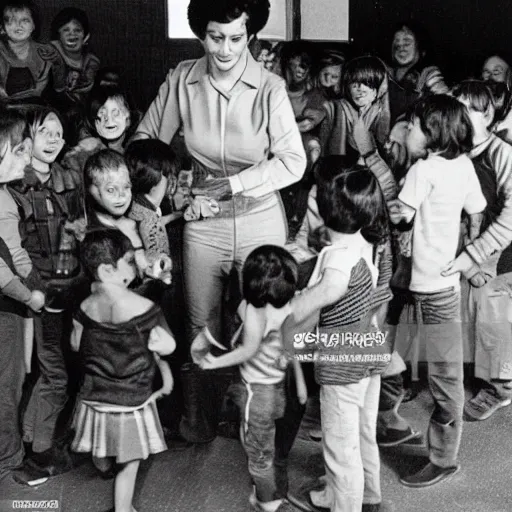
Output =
[
  {"x1": 95, "y1": 97, "x2": 130, "y2": 141},
  {"x1": 392, "y1": 28, "x2": 420, "y2": 68},
  {"x1": 203, "y1": 13, "x2": 249, "y2": 75},
  {"x1": 319, "y1": 65, "x2": 342, "y2": 90},
  {"x1": 3, "y1": 8, "x2": 34, "y2": 43},
  {"x1": 349, "y1": 83, "x2": 377, "y2": 108},
  {"x1": 482, "y1": 56, "x2": 510, "y2": 83},
  {"x1": 32, "y1": 113, "x2": 65, "y2": 166},
  {"x1": 58, "y1": 19, "x2": 89, "y2": 55}
]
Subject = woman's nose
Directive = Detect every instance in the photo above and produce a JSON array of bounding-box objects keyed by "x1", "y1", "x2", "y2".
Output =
[{"x1": 220, "y1": 39, "x2": 230, "y2": 55}]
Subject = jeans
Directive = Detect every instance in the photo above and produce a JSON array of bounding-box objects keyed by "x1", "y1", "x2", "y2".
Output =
[
  {"x1": 240, "y1": 381, "x2": 286, "y2": 503},
  {"x1": 23, "y1": 310, "x2": 70, "y2": 453},
  {"x1": 0, "y1": 313, "x2": 25, "y2": 479},
  {"x1": 320, "y1": 375, "x2": 381, "y2": 512},
  {"x1": 183, "y1": 194, "x2": 287, "y2": 343}
]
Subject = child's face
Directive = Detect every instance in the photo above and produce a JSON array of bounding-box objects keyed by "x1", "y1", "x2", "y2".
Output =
[
  {"x1": 90, "y1": 165, "x2": 132, "y2": 217},
  {"x1": 349, "y1": 83, "x2": 377, "y2": 108},
  {"x1": 392, "y1": 28, "x2": 420, "y2": 68},
  {"x1": 0, "y1": 138, "x2": 31, "y2": 183},
  {"x1": 257, "y1": 48, "x2": 269, "y2": 63},
  {"x1": 406, "y1": 117, "x2": 428, "y2": 159},
  {"x1": 32, "y1": 113, "x2": 64, "y2": 166},
  {"x1": 113, "y1": 250, "x2": 137, "y2": 287},
  {"x1": 95, "y1": 97, "x2": 130, "y2": 141},
  {"x1": 58, "y1": 19, "x2": 88, "y2": 54},
  {"x1": 287, "y1": 56, "x2": 310, "y2": 86},
  {"x1": 482, "y1": 56, "x2": 509, "y2": 83},
  {"x1": 458, "y1": 97, "x2": 494, "y2": 138},
  {"x1": 319, "y1": 65, "x2": 342, "y2": 90},
  {"x1": 3, "y1": 8, "x2": 34, "y2": 43}
]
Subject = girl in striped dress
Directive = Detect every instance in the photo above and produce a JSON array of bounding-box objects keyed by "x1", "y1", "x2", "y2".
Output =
[
  {"x1": 286, "y1": 159, "x2": 392, "y2": 512},
  {"x1": 70, "y1": 229, "x2": 175, "y2": 512}
]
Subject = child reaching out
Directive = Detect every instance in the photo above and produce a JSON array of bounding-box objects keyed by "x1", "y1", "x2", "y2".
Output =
[
  {"x1": 283, "y1": 163, "x2": 392, "y2": 512},
  {"x1": 197, "y1": 245, "x2": 306, "y2": 512},
  {"x1": 388, "y1": 95, "x2": 486, "y2": 487},
  {"x1": 71, "y1": 229, "x2": 175, "y2": 512}
]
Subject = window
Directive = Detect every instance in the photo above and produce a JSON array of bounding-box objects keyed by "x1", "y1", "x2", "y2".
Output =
[{"x1": 167, "y1": 0, "x2": 288, "y2": 40}]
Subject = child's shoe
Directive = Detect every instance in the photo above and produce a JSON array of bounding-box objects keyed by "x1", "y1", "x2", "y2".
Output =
[
  {"x1": 249, "y1": 488, "x2": 301, "y2": 512},
  {"x1": 464, "y1": 388, "x2": 511, "y2": 421},
  {"x1": 400, "y1": 462, "x2": 460, "y2": 487}
]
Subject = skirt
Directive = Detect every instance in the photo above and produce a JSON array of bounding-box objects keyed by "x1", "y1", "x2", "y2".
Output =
[{"x1": 72, "y1": 397, "x2": 167, "y2": 464}]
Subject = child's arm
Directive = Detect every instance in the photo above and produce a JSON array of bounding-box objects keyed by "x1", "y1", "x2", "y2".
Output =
[
  {"x1": 71, "y1": 319, "x2": 84, "y2": 352},
  {"x1": 148, "y1": 311, "x2": 176, "y2": 357},
  {"x1": 293, "y1": 359, "x2": 308, "y2": 405},
  {"x1": 387, "y1": 198, "x2": 416, "y2": 225},
  {"x1": 199, "y1": 303, "x2": 266, "y2": 370},
  {"x1": 161, "y1": 211, "x2": 183, "y2": 225},
  {"x1": 153, "y1": 354, "x2": 174, "y2": 398}
]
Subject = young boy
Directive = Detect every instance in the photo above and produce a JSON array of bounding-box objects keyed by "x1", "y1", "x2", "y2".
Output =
[
  {"x1": 0, "y1": 108, "x2": 45, "y2": 481},
  {"x1": 446, "y1": 81, "x2": 512, "y2": 420},
  {"x1": 10, "y1": 107, "x2": 84, "y2": 484}
]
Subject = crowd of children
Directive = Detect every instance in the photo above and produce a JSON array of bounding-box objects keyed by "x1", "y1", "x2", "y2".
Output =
[{"x1": 0, "y1": 1, "x2": 512, "y2": 512}]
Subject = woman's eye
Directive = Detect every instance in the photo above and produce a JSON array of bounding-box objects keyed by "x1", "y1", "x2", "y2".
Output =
[
  {"x1": 232, "y1": 37, "x2": 242, "y2": 43},
  {"x1": 106, "y1": 188, "x2": 115, "y2": 194}
]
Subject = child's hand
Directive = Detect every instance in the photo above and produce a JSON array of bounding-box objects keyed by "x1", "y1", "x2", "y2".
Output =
[
  {"x1": 199, "y1": 353, "x2": 219, "y2": 370},
  {"x1": 298, "y1": 119, "x2": 314, "y2": 133},
  {"x1": 26, "y1": 290, "x2": 45, "y2": 312},
  {"x1": 145, "y1": 254, "x2": 173, "y2": 284}
]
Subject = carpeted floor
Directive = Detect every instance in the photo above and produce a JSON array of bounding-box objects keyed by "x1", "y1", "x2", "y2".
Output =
[{"x1": 1, "y1": 382, "x2": 511, "y2": 512}]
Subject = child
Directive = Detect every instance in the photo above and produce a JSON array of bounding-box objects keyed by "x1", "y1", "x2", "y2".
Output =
[
  {"x1": 125, "y1": 139, "x2": 182, "y2": 265},
  {"x1": 71, "y1": 228, "x2": 175, "y2": 512},
  {"x1": 84, "y1": 149, "x2": 171, "y2": 283},
  {"x1": 388, "y1": 94, "x2": 486, "y2": 487},
  {"x1": 314, "y1": 50, "x2": 345, "y2": 101},
  {"x1": 0, "y1": 108, "x2": 45, "y2": 480},
  {"x1": 321, "y1": 56, "x2": 391, "y2": 160},
  {"x1": 9, "y1": 106, "x2": 85, "y2": 484},
  {"x1": 283, "y1": 162, "x2": 392, "y2": 512},
  {"x1": 197, "y1": 245, "x2": 306, "y2": 512},
  {"x1": 444, "y1": 81, "x2": 512, "y2": 420},
  {"x1": 0, "y1": 0, "x2": 64, "y2": 101},
  {"x1": 50, "y1": 7, "x2": 100, "y2": 105}
]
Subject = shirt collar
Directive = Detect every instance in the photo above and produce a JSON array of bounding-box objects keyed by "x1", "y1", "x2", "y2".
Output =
[{"x1": 186, "y1": 51, "x2": 261, "y2": 89}]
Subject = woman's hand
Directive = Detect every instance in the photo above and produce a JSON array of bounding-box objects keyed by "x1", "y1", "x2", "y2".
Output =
[{"x1": 192, "y1": 178, "x2": 233, "y2": 201}]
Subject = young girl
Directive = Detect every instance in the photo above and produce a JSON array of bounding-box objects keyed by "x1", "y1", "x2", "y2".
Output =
[
  {"x1": 388, "y1": 94, "x2": 486, "y2": 487},
  {"x1": 71, "y1": 228, "x2": 175, "y2": 512},
  {"x1": 0, "y1": 0, "x2": 64, "y2": 101},
  {"x1": 321, "y1": 56, "x2": 391, "y2": 161},
  {"x1": 284, "y1": 161, "x2": 392, "y2": 512},
  {"x1": 197, "y1": 245, "x2": 306, "y2": 512},
  {"x1": 314, "y1": 50, "x2": 345, "y2": 101}
]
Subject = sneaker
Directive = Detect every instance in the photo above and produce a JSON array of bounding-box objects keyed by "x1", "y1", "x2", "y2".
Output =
[
  {"x1": 377, "y1": 426, "x2": 423, "y2": 447},
  {"x1": 249, "y1": 488, "x2": 301, "y2": 512},
  {"x1": 464, "y1": 388, "x2": 512, "y2": 421},
  {"x1": 400, "y1": 462, "x2": 460, "y2": 487}
]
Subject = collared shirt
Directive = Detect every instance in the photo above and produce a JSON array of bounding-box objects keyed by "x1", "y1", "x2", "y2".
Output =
[{"x1": 135, "y1": 52, "x2": 306, "y2": 198}]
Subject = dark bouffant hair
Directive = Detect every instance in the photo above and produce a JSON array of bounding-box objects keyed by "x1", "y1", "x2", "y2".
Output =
[
  {"x1": 243, "y1": 245, "x2": 298, "y2": 309},
  {"x1": 316, "y1": 157, "x2": 389, "y2": 245},
  {"x1": 1, "y1": 0, "x2": 40, "y2": 39},
  {"x1": 125, "y1": 139, "x2": 178, "y2": 195},
  {"x1": 188, "y1": 0, "x2": 270, "y2": 40},
  {"x1": 80, "y1": 228, "x2": 134, "y2": 279},
  {"x1": 411, "y1": 94, "x2": 473, "y2": 159},
  {"x1": 51, "y1": 7, "x2": 90, "y2": 40}
]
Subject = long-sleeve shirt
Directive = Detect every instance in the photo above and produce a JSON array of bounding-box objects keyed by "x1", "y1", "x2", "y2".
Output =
[
  {"x1": 465, "y1": 134, "x2": 512, "y2": 266},
  {"x1": 134, "y1": 53, "x2": 306, "y2": 199}
]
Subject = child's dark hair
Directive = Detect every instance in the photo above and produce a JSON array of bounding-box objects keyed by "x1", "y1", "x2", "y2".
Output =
[
  {"x1": 51, "y1": 7, "x2": 90, "y2": 40},
  {"x1": 80, "y1": 228, "x2": 133, "y2": 279},
  {"x1": 125, "y1": 140, "x2": 178, "y2": 195},
  {"x1": 452, "y1": 80, "x2": 495, "y2": 114},
  {"x1": 243, "y1": 245, "x2": 298, "y2": 309},
  {"x1": 410, "y1": 94, "x2": 473, "y2": 159},
  {"x1": 1, "y1": 0, "x2": 40, "y2": 39},
  {"x1": 316, "y1": 157, "x2": 389, "y2": 245},
  {"x1": 342, "y1": 56, "x2": 386, "y2": 100},
  {"x1": 25, "y1": 106, "x2": 66, "y2": 144},
  {"x1": 280, "y1": 40, "x2": 313, "y2": 78},
  {"x1": 84, "y1": 149, "x2": 127, "y2": 189},
  {"x1": 0, "y1": 108, "x2": 26, "y2": 156},
  {"x1": 484, "y1": 79, "x2": 512, "y2": 127}
]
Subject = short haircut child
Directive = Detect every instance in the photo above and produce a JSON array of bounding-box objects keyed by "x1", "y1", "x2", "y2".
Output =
[
  {"x1": 80, "y1": 228, "x2": 134, "y2": 280},
  {"x1": 1, "y1": 0, "x2": 40, "y2": 40},
  {"x1": 452, "y1": 80, "x2": 495, "y2": 115},
  {"x1": 342, "y1": 56, "x2": 386, "y2": 100},
  {"x1": 125, "y1": 140, "x2": 178, "y2": 195},
  {"x1": 0, "y1": 108, "x2": 26, "y2": 154},
  {"x1": 410, "y1": 94, "x2": 473, "y2": 159},
  {"x1": 316, "y1": 157, "x2": 389, "y2": 245},
  {"x1": 26, "y1": 106, "x2": 67, "y2": 144},
  {"x1": 242, "y1": 245, "x2": 298, "y2": 309},
  {"x1": 51, "y1": 7, "x2": 90, "y2": 40},
  {"x1": 84, "y1": 149, "x2": 127, "y2": 189}
]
